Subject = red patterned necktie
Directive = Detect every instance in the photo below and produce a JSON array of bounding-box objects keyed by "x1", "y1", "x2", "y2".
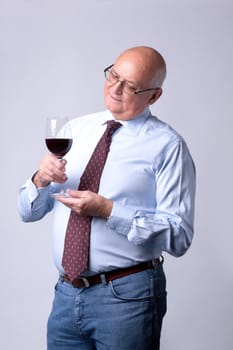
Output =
[{"x1": 62, "y1": 120, "x2": 122, "y2": 281}]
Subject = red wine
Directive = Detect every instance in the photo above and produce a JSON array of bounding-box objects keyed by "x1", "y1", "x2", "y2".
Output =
[{"x1": 45, "y1": 138, "x2": 73, "y2": 157}]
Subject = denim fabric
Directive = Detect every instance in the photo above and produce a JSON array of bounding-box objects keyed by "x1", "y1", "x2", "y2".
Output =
[{"x1": 47, "y1": 264, "x2": 167, "y2": 350}]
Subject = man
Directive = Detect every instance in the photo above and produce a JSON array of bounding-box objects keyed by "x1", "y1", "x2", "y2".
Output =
[{"x1": 18, "y1": 46, "x2": 196, "y2": 350}]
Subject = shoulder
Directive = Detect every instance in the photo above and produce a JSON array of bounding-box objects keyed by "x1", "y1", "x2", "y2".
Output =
[
  {"x1": 145, "y1": 114, "x2": 195, "y2": 166},
  {"x1": 146, "y1": 114, "x2": 186, "y2": 147}
]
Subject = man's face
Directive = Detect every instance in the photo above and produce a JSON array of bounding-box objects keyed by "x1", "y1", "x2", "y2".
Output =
[{"x1": 104, "y1": 55, "x2": 159, "y2": 121}]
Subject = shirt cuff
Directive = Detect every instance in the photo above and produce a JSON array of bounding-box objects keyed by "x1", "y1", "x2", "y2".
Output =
[
  {"x1": 106, "y1": 202, "x2": 136, "y2": 236},
  {"x1": 22, "y1": 178, "x2": 50, "y2": 203}
]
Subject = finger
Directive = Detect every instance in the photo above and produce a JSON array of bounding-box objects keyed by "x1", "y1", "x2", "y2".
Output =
[
  {"x1": 40, "y1": 166, "x2": 66, "y2": 183},
  {"x1": 55, "y1": 196, "x2": 81, "y2": 209},
  {"x1": 46, "y1": 160, "x2": 67, "y2": 183},
  {"x1": 55, "y1": 158, "x2": 67, "y2": 169},
  {"x1": 66, "y1": 189, "x2": 82, "y2": 198}
]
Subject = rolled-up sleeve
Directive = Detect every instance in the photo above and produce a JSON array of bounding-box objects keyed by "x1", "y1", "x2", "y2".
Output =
[{"x1": 18, "y1": 179, "x2": 54, "y2": 222}]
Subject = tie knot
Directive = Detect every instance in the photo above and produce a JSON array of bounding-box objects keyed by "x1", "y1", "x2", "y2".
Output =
[{"x1": 106, "y1": 120, "x2": 122, "y2": 136}]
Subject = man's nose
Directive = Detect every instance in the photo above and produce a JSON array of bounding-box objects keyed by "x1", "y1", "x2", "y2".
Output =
[{"x1": 112, "y1": 80, "x2": 124, "y2": 94}]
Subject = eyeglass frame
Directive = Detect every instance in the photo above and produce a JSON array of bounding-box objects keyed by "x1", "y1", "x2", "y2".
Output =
[{"x1": 104, "y1": 64, "x2": 159, "y2": 95}]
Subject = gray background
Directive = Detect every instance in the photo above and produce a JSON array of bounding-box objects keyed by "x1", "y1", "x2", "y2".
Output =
[{"x1": 1, "y1": 0, "x2": 233, "y2": 349}]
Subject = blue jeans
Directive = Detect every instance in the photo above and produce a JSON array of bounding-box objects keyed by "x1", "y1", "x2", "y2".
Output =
[{"x1": 47, "y1": 263, "x2": 167, "y2": 350}]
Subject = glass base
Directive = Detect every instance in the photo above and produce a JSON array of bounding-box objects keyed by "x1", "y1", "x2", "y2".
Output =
[{"x1": 52, "y1": 191, "x2": 70, "y2": 198}]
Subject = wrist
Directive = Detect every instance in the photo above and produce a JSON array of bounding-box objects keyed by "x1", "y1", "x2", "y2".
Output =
[
  {"x1": 103, "y1": 199, "x2": 113, "y2": 219},
  {"x1": 32, "y1": 171, "x2": 50, "y2": 188}
]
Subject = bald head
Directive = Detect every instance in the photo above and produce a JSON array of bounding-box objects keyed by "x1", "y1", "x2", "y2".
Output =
[
  {"x1": 104, "y1": 46, "x2": 166, "y2": 120},
  {"x1": 115, "y1": 46, "x2": 167, "y2": 88}
]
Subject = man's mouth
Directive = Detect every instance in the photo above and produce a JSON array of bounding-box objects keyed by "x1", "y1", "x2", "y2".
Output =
[{"x1": 110, "y1": 94, "x2": 122, "y2": 103}]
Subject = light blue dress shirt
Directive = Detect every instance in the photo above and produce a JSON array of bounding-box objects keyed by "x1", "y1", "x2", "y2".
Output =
[{"x1": 18, "y1": 108, "x2": 196, "y2": 275}]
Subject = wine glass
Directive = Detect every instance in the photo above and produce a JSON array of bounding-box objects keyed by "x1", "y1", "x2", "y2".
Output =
[{"x1": 45, "y1": 116, "x2": 73, "y2": 197}]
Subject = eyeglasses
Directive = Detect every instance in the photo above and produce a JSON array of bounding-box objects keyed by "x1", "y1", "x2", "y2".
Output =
[{"x1": 104, "y1": 64, "x2": 158, "y2": 95}]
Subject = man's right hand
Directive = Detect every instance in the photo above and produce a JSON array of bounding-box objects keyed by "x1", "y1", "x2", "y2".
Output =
[{"x1": 32, "y1": 153, "x2": 68, "y2": 188}]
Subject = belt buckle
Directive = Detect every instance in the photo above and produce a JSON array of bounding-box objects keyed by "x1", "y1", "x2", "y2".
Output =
[
  {"x1": 152, "y1": 256, "x2": 163, "y2": 267},
  {"x1": 79, "y1": 277, "x2": 90, "y2": 288}
]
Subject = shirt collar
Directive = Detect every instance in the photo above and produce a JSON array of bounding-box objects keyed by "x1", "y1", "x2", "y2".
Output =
[{"x1": 104, "y1": 107, "x2": 151, "y2": 136}]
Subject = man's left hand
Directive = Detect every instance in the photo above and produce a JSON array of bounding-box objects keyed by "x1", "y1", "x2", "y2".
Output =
[{"x1": 54, "y1": 189, "x2": 113, "y2": 219}]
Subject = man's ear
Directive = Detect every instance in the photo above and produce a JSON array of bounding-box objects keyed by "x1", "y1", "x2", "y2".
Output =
[{"x1": 149, "y1": 88, "x2": 163, "y2": 105}]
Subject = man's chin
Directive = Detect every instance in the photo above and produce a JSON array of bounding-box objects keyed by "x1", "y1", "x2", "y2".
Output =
[{"x1": 105, "y1": 103, "x2": 123, "y2": 115}]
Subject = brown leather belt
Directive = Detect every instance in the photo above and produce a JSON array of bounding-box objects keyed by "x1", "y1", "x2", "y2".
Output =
[{"x1": 61, "y1": 257, "x2": 162, "y2": 288}]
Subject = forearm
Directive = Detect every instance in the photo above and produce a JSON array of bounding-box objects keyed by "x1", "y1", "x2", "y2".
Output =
[{"x1": 18, "y1": 178, "x2": 54, "y2": 222}]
